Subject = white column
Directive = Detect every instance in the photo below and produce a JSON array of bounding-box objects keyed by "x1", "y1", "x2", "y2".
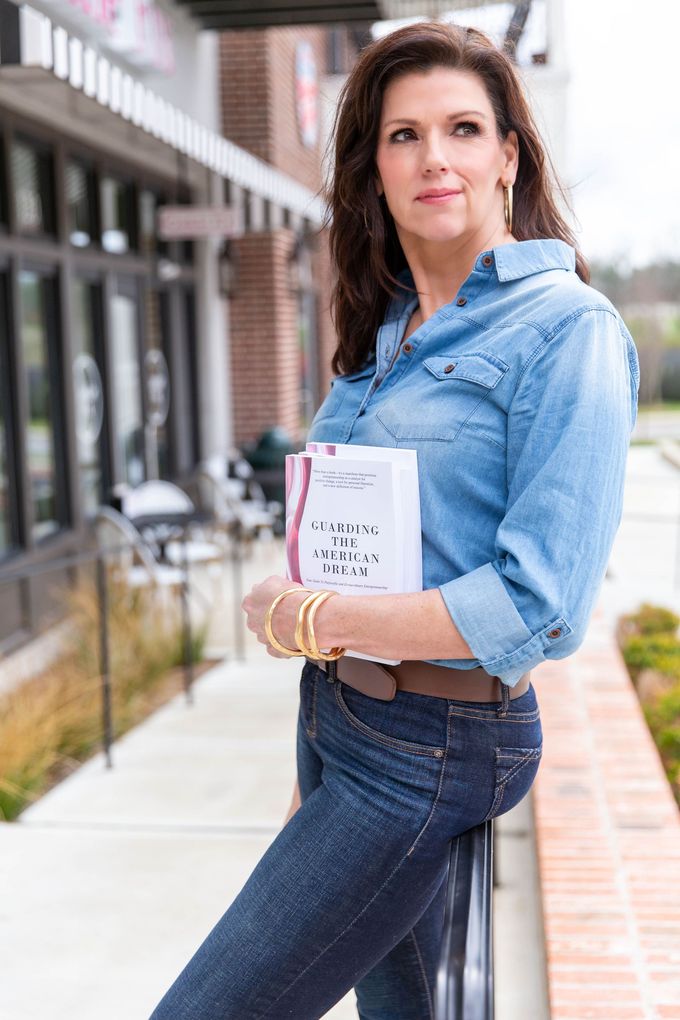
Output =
[{"x1": 195, "y1": 168, "x2": 233, "y2": 459}]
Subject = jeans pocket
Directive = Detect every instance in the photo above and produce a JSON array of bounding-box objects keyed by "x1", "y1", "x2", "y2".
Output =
[
  {"x1": 334, "y1": 682, "x2": 447, "y2": 758},
  {"x1": 482, "y1": 742, "x2": 543, "y2": 821}
]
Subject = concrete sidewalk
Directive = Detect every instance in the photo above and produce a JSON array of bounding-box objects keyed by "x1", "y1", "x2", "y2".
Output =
[
  {"x1": 1, "y1": 651, "x2": 361, "y2": 1020},
  {"x1": 0, "y1": 641, "x2": 545, "y2": 1020}
]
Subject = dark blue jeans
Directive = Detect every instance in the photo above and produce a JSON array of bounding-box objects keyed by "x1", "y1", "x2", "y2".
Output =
[{"x1": 149, "y1": 660, "x2": 543, "y2": 1020}]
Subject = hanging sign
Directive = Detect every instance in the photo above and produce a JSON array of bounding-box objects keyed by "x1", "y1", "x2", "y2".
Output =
[{"x1": 157, "y1": 205, "x2": 245, "y2": 240}]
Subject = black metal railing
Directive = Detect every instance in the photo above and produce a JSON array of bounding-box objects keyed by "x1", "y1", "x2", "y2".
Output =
[
  {"x1": 436, "y1": 819, "x2": 495, "y2": 1020},
  {"x1": 0, "y1": 523, "x2": 249, "y2": 768}
]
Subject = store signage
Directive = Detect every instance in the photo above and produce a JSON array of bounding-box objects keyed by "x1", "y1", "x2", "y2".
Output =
[
  {"x1": 295, "y1": 40, "x2": 318, "y2": 149},
  {"x1": 40, "y1": 0, "x2": 175, "y2": 74},
  {"x1": 157, "y1": 205, "x2": 245, "y2": 240}
]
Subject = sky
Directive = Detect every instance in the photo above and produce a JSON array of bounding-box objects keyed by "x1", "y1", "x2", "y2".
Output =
[
  {"x1": 562, "y1": 0, "x2": 680, "y2": 268},
  {"x1": 374, "y1": 0, "x2": 680, "y2": 269}
]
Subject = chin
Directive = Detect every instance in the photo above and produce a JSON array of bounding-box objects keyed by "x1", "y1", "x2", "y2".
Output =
[{"x1": 399, "y1": 213, "x2": 467, "y2": 245}]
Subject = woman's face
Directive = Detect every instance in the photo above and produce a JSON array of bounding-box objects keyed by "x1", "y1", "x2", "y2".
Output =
[{"x1": 374, "y1": 66, "x2": 518, "y2": 249}]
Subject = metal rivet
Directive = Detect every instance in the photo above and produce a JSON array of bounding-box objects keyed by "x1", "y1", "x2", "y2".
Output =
[
  {"x1": 548, "y1": 628, "x2": 562, "y2": 639},
  {"x1": 434, "y1": 749, "x2": 444, "y2": 758}
]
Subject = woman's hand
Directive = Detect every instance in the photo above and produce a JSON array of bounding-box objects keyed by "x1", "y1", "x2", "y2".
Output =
[{"x1": 241, "y1": 575, "x2": 308, "y2": 657}]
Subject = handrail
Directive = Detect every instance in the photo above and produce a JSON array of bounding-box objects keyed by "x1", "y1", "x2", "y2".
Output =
[
  {"x1": 0, "y1": 519, "x2": 249, "y2": 767},
  {"x1": 436, "y1": 819, "x2": 495, "y2": 1020}
]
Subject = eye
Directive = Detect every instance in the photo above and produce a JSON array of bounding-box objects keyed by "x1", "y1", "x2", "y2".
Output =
[
  {"x1": 454, "y1": 121, "x2": 480, "y2": 137},
  {"x1": 388, "y1": 128, "x2": 417, "y2": 143}
]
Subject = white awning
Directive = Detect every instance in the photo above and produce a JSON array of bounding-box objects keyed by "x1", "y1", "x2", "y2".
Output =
[{"x1": 0, "y1": 1, "x2": 324, "y2": 224}]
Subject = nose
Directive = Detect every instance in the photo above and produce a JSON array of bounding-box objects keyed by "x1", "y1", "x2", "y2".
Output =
[{"x1": 421, "y1": 132, "x2": 449, "y2": 175}]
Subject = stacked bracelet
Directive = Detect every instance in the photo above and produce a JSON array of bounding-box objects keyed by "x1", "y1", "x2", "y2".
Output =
[
  {"x1": 303, "y1": 591, "x2": 345, "y2": 661},
  {"x1": 263, "y1": 586, "x2": 346, "y2": 661},
  {"x1": 264, "y1": 587, "x2": 313, "y2": 656}
]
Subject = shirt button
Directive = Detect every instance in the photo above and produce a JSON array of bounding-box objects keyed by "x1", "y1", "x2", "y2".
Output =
[
  {"x1": 482, "y1": 255, "x2": 493, "y2": 267},
  {"x1": 548, "y1": 628, "x2": 562, "y2": 639},
  {"x1": 443, "y1": 363, "x2": 456, "y2": 374},
  {"x1": 456, "y1": 296, "x2": 467, "y2": 307},
  {"x1": 402, "y1": 343, "x2": 413, "y2": 354}
]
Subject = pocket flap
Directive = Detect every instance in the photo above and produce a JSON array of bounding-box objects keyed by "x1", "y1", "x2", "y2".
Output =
[{"x1": 423, "y1": 352, "x2": 509, "y2": 388}]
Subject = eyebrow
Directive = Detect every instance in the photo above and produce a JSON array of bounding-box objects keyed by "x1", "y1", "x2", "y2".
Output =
[{"x1": 383, "y1": 110, "x2": 488, "y2": 127}]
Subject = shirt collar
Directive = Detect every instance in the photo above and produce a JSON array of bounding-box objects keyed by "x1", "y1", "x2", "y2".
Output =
[
  {"x1": 492, "y1": 238, "x2": 575, "y2": 280},
  {"x1": 392, "y1": 238, "x2": 576, "y2": 310}
]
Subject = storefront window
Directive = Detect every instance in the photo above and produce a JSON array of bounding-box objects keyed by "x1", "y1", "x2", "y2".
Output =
[
  {"x1": 66, "y1": 160, "x2": 96, "y2": 248},
  {"x1": 0, "y1": 137, "x2": 7, "y2": 231},
  {"x1": 18, "y1": 270, "x2": 62, "y2": 541},
  {"x1": 110, "y1": 282, "x2": 145, "y2": 486},
  {"x1": 71, "y1": 279, "x2": 105, "y2": 515},
  {"x1": 101, "y1": 176, "x2": 133, "y2": 254},
  {"x1": 0, "y1": 274, "x2": 13, "y2": 556},
  {"x1": 12, "y1": 138, "x2": 55, "y2": 236}
]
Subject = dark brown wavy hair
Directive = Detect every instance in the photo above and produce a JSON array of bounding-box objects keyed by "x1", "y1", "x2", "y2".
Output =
[{"x1": 322, "y1": 21, "x2": 588, "y2": 376}]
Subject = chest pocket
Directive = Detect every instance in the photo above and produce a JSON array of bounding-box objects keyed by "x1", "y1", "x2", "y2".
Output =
[
  {"x1": 309, "y1": 363, "x2": 376, "y2": 430},
  {"x1": 376, "y1": 351, "x2": 509, "y2": 442}
]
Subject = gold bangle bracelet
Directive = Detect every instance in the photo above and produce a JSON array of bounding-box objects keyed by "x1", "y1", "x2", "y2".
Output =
[
  {"x1": 264, "y1": 587, "x2": 313, "y2": 657},
  {"x1": 306, "y1": 590, "x2": 345, "y2": 661},
  {"x1": 295, "y1": 591, "x2": 324, "y2": 658}
]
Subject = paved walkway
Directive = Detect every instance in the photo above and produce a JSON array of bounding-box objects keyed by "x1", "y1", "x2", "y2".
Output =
[
  {"x1": 2, "y1": 444, "x2": 678, "y2": 1020},
  {"x1": 531, "y1": 444, "x2": 680, "y2": 1020},
  {"x1": 0, "y1": 536, "x2": 545, "y2": 1020}
]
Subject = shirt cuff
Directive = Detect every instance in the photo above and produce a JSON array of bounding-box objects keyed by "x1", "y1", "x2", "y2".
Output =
[{"x1": 437, "y1": 562, "x2": 574, "y2": 686}]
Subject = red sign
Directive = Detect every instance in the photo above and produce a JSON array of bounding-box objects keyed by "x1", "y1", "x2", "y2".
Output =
[{"x1": 157, "y1": 206, "x2": 245, "y2": 240}]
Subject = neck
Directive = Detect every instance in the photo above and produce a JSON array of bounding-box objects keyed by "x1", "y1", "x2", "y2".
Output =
[{"x1": 399, "y1": 223, "x2": 515, "y2": 321}]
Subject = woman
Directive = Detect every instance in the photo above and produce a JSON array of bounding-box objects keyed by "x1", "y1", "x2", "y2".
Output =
[{"x1": 150, "y1": 21, "x2": 639, "y2": 1020}]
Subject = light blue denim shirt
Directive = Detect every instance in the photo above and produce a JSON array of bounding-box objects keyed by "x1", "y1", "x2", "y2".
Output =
[{"x1": 307, "y1": 239, "x2": 640, "y2": 687}]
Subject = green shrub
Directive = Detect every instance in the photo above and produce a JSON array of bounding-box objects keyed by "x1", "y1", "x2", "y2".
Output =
[
  {"x1": 621, "y1": 603, "x2": 680, "y2": 636},
  {"x1": 622, "y1": 633, "x2": 680, "y2": 679},
  {"x1": 618, "y1": 602, "x2": 680, "y2": 807}
]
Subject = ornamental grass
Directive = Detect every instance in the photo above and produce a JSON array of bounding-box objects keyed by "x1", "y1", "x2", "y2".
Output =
[{"x1": 0, "y1": 577, "x2": 205, "y2": 821}]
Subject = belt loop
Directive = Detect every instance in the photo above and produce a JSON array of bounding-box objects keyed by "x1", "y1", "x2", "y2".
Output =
[
  {"x1": 326, "y1": 659, "x2": 338, "y2": 683},
  {"x1": 497, "y1": 678, "x2": 510, "y2": 718}
]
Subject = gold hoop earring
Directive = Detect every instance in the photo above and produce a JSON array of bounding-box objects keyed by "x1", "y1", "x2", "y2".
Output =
[{"x1": 503, "y1": 183, "x2": 513, "y2": 234}]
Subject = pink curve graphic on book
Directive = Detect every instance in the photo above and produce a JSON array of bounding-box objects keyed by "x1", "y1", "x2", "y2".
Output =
[
  {"x1": 285, "y1": 455, "x2": 312, "y2": 583},
  {"x1": 306, "y1": 442, "x2": 336, "y2": 455}
]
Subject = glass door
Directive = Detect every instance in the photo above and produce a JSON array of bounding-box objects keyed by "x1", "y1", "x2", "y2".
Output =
[
  {"x1": 18, "y1": 269, "x2": 65, "y2": 542},
  {"x1": 143, "y1": 286, "x2": 171, "y2": 480},
  {"x1": 0, "y1": 270, "x2": 14, "y2": 557},
  {"x1": 71, "y1": 277, "x2": 106, "y2": 516},
  {"x1": 108, "y1": 276, "x2": 145, "y2": 488}
]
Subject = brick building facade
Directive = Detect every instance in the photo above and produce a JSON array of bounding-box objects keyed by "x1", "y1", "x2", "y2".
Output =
[{"x1": 220, "y1": 27, "x2": 341, "y2": 447}]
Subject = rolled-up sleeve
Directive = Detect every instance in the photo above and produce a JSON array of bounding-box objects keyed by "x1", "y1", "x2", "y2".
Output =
[{"x1": 438, "y1": 307, "x2": 640, "y2": 686}]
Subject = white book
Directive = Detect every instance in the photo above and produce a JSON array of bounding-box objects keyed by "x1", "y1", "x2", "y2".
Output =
[{"x1": 285, "y1": 444, "x2": 422, "y2": 664}]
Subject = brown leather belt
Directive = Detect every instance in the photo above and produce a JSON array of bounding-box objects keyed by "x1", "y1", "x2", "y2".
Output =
[{"x1": 306, "y1": 655, "x2": 530, "y2": 703}]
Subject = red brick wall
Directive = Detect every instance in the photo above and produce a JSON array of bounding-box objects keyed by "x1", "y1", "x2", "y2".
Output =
[
  {"x1": 220, "y1": 27, "x2": 336, "y2": 446},
  {"x1": 220, "y1": 27, "x2": 326, "y2": 191},
  {"x1": 229, "y1": 228, "x2": 302, "y2": 446}
]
